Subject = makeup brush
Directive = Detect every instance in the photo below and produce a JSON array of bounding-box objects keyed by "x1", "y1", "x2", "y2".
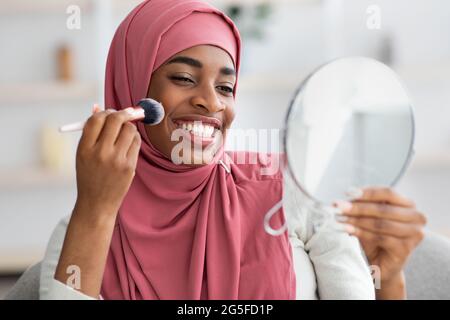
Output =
[{"x1": 59, "y1": 98, "x2": 165, "y2": 133}]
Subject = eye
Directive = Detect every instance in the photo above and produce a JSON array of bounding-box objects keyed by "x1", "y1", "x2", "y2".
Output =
[
  {"x1": 170, "y1": 76, "x2": 194, "y2": 84},
  {"x1": 217, "y1": 85, "x2": 234, "y2": 95}
]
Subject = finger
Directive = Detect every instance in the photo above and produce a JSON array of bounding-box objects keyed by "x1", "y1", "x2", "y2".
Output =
[
  {"x1": 346, "y1": 226, "x2": 406, "y2": 255},
  {"x1": 126, "y1": 132, "x2": 141, "y2": 168},
  {"x1": 92, "y1": 103, "x2": 103, "y2": 114},
  {"x1": 79, "y1": 110, "x2": 115, "y2": 148},
  {"x1": 115, "y1": 122, "x2": 138, "y2": 158},
  {"x1": 342, "y1": 216, "x2": 423, "y2": 238},
  {"x1": 346, "y1": 225, "x2": 424, "y2": 258},
  {"x1": 352, "y1": 187, "x2": 416, "y2": 208},
  {"x1": 98, "y1": 108, "x2": 135, "y2": 146},
  {"x1": 334, "y1": 201, "x2": 427, "y2": 224}
]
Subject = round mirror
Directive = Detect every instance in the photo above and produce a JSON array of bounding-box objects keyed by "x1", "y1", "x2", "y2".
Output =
[
  {"x1": 285, "y1": 56, "x2": 415, "y2": 206},
  {"x1": 264, "y1": 57, "x2": 415, "y2": 236}
]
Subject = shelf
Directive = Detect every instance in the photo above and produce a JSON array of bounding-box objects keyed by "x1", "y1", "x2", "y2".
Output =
[
  {"x1": 0, "y1": 152, "x2": 446, "y2": 190},
  {"x1": 0, "y1": 0, "x2": 92, "y2": 15},
  {"x1": 394, "y1": 60, "x2": 450, "y2": 85},
  {"x1": 238, "y1": 72, "x2": 305, "y2": 93},
  {"x1": 0, "y1": 0, "x2": 319, "y2": 15},
  {"x1": 0, "y1": 81, "x2": 98, "y2": 105},
  {"x1": 0, "y1": 74, "x2": 305, "y2": 106},
  {"x1": 0, "y1": 167, "x2": 76, "y2": 189},
  {"x1": 408, "y1": 151, "x2": 450, "y2": 171},
  {"x1": 0, "y1": 0, "x2": 147, "y2": 16},
  {"x1": 0, "y1": 248, "x2": 44, "y2": 274}
]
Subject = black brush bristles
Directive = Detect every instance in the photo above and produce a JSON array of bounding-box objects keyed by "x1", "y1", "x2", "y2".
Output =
[{"x1": 137, "y1": 98, "x2": 165, "y2": 125}]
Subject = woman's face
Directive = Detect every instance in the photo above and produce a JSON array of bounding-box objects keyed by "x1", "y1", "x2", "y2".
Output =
[{"x1": 145, "y1": 44, "x2": 236, "y2": 165}]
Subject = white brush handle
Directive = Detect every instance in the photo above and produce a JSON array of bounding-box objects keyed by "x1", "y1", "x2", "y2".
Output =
[
  {"x1": 58, "y1": 107, "x2": 145, "y2": 133},
  {"x1": 59, "y1": 121, "x2": 86, "y2": 133}
]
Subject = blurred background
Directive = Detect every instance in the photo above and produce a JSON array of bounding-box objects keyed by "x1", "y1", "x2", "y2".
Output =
[{"x1": 1, "y1": 0, "x2": 449, "y2": 297}]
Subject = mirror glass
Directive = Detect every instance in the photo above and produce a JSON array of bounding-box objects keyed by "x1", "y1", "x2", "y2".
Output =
[{"x1": 284, "y1": 57, "x2": 415, "y2": 206}]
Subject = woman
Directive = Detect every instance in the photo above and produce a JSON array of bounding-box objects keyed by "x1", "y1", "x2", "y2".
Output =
[{"x1": 40, "y1": 0, "x2": 426, "y2": 300}]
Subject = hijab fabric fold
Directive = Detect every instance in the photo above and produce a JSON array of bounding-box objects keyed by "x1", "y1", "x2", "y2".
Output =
[{"x1": 101, "y1": 0, "x2": 296, "y2": 300}]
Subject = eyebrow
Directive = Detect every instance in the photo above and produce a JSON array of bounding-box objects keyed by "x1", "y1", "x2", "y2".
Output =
[{"x1": 166, "y1": 56, "x2": 236, "y2": 77}]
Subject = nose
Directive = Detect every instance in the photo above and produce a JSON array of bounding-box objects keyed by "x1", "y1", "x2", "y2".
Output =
[{"x1": 190, "y1": 84, "x2": 226, "y2": 113}]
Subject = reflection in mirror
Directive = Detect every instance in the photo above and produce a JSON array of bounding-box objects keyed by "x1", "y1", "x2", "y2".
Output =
[
  {"x1": 264, "y1": 57, "x2": 415, "y2": 236},
  {"x1": 286, "y1": 57, "x2": 414, "y2": 205}
]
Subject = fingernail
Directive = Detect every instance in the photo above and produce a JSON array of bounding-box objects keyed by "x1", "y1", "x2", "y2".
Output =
[
  {"x1": 346, "y1": 187, "x2": 363, "y2": 200},
  {"x1": 333, "y1": 200, "x2": 353, "y2": 212},
  {"x1": 124, "y1": 107, "x2": 134, "y2": 114},
  {"x1": 124, "y1": 107, "x2": 145, "y2": 118},
  {"x1": 337, "y1": 223, "x2": 356, "y2": 234},
  {"x1": 93, "y1": 103, "x2": 104, "y2": 113},
  {"x1": 335, "y1": 215, "x2": 349, "y2": 223},
  {"x1": 331, "y1": 205, "x2": 343, "y2": 215}
]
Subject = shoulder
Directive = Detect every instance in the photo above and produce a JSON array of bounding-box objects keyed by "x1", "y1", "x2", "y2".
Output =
[
  {"x1": 39, "y1": 215, "x2": 96, "y2": 300},
  {"x1": 39, "y1": 215, "x2": 70, "y2": 299},
  {"x1": 224, "y1": 151, "x2": 285, "y2": 184}
]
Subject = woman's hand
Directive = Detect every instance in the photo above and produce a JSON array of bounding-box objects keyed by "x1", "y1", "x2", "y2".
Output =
[
  {"x1": 334, "y1": 187, "x2": 427, "y2": 299},
  {"x1": 55, "y1": 105, "x2": 144, "y2": 298},
  {"x1": 75, "y1": 106, "x2": 143, "y2": 218}
]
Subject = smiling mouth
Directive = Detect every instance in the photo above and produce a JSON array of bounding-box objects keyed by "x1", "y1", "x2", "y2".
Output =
[{"x1": 171, "y1": 119, "x2": 221, "y2": 139}]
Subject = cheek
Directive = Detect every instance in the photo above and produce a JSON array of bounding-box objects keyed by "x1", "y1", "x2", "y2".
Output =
[
  {"x1": 225, "y1": 102, "x2": 236, "y2": 128},
  {"x1": 148, "y1": 74, "x2": 179, "y2": 109},
  {"x1": 155, "y1": 85, "x2": 185, "y2": 116}
]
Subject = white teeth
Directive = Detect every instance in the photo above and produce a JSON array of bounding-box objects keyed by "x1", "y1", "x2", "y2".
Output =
[
  {"x1": 193, "y1": 124, "x2": 200, "y2": 135},
  {"x1": 205, "y1": 126, "x2": 213, "y2": 137},
  {"x1": 176, "y1": 121, "x2": 216, "y2": 138}
]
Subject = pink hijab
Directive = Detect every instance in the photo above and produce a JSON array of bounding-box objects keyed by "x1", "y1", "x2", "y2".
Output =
[{"x1": 101, "y1": 0, "x2": 295, "y2": 300}]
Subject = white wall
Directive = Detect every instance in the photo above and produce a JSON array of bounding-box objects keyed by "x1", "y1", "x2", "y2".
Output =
[{"x1": 1, "y1": 0, "x2": 450, "y2": 271}]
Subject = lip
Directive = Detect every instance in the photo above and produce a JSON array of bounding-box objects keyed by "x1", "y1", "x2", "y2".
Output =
[
  {"x1": 169, "y1": 115, "x2": 220, "y2": 149},
  {"x1": 171, "y1": 114, "x2": 223, "y2": 130}
]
